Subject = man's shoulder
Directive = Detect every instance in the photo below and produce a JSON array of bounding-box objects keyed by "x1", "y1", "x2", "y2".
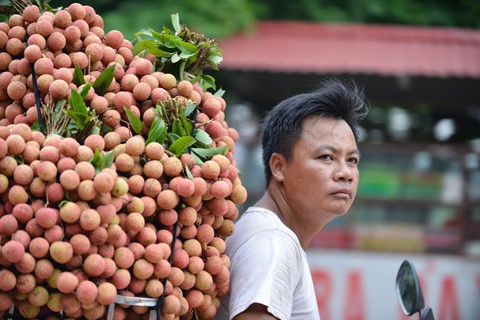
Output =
[
  {"x1": 229, "y1": 207, "x2": 289, "y2": 240},
  {"x1": 226, "y1": 207, "x2": 302, "y2": 257},
  {"x1": 235, "y1": 207, "x2": 281, "y2": 227}
]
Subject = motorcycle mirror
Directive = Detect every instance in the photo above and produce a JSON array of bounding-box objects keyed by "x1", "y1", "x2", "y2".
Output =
[{"x1": 396, "y1": 259, "x2": 425, "y2": 316}]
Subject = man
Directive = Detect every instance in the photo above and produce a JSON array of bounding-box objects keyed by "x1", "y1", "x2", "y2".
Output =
[{"x1": 216, "y1": 79, "x2": 368, "y2": 320}]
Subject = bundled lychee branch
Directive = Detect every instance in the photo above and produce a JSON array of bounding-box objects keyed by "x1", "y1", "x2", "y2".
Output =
[
  {"x1": 62, "y1": 65, "x2": 115, "y2": 141},
  {"x1": 0, "y1": 0, "x2": 30, "y2": 17},
  {"x1": 133, "y1": 13, "x2": 223, "y2": 90},
  {"x1": 0, "y1": 2, "x2": 245, "y2": 320},
  {"x1": 41, "y1": 95, "x2": 68, "y2": 135}
]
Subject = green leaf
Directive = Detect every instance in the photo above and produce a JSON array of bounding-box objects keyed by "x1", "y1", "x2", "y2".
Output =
[
  {"x1": 91, "y1": 148, "x2": 101, "y2": 164},
  {"x1": 65, "y1": 110, "x2": 88, "y2": 129},
  {"x1": 66, "y1": 120, "x2": 79, "y2": 132},
  {"x1": 90, "y1": 149, "x2": 103, "y2": 174},
  {"x1": 132, "y1": 40, "x2": 170, "y2": 57},
  {"x1": 103, "y1": 150, "x2": 115, "y2": 169},
  {"x1": 184, "y1": 164, "x2": 193, "y2": 180},
  {"x1": 124, "y1": 107, "x2": 142, "y2": 134},
  {"x1": 157, "y1": 125, "x2": 168, "y2": 144},
  {"x1": 66, "y1": 121, "x2": 79, "y2": 135},
  {"x1": 214, "y1": 88, "x2": 226, "y2": 98},
  {"x1": 89, "y1": 125, "x2": 100, "y2": 135},
  {"x1": 236, "y1": 167, "x2": 244, "y2": 179},
  {"x1": 183, "y1": 102, "x2": 197, "y2": 117},
  {"x1": 174, "y1": 39, "x2": 197, "y2": 55},
  {"x1": 78, "y1": 83, "x2": 92, "y2": 100},
  {"x1": 13, "y1": 155, "x2": 24, "y2": 164},
  {"x1": 150, "y1": 29, "x2": 169, "y2": 41},
  {"x1": 151, "y1": 28, "x2": 165, "y2": 38},
  {"x1": 194, "y1": 129, "x2": 213, "y2": 146},
  {"x1": 147, "y1": 32, "x2": 175, "y2": 48},
  {"x1": 58, "y1": 200, "x2": 69, "y2": 208},
  {"x1": 172, "y1": 118, "x2": 186, "y2": 136},
  {"x1": 191, "y1": 152, "x2": 204, "y2": 166},
  {"x1": 158, "y1": 33, "x2": 179, "y2": 48},
  {"x1": 162, "y1": 23, "x2": 173, "y2": 32},
  {"x1": 100, "y1": 123, "x2": 112, "y2": 134},
  {"x1": 93, "y1": 64, "x2": 115, "y2": 95},
  {"x1": 180, "y1": 116, "x2": 192, "y2": 137},
  {"x1": 189, "y1": 75, "x2": 202, "y2": 85},
  {"x1": 168, "y1": 133, "x2": 181, "y2": 143},
  {"x1": 131, "y1": 42, "x2": 146, "y2": 57},
  {"x1": 192, "y1": 145, "x2": 228, "y2": 159},
  {"x1": 155, "y1": 104, "x2": 164, "y2": 117},
  {"x1": 31, "y1": 121, "x2": 40, "y2": 132},
  {"x1": 90, "y1": 150, "x2": 114, "y2": 174},
  {"x1": 179, "y1": 52, "x2": 195, "y2": 60},
  {"x1": 171, "y1": 53, "x2": 181, "y2": 63},
  {"x1": 168, "y1": 136, "x2": 196, "y2": 157},
  {"x1": 69, "y1": 89, "x2": 88, "y2": 114},
  {"x1": 53, "y1": 99, "x2": 67, "y2": 123},
  {"x1": 207, "y1": 55, "x2": 223, "y2": 70},
  {"x1": 171, "y1": 13, "x2": 181, "y2": 34},
  {"x1": 134, "y1": 28, "x2": 153, "y2": 38},
  {"x1": 199, "y1": 74, "x2": 216, "y2": 90},
  {"x1": 73, "y1": 65, "x2": 85, "y2": 86},
  {"x1": 146, "y1": 117, "x2": 165, "y2": 145},
  {"x1": 178, "y1": 60, "x2": 186, "y2": 81},
  {"x1": 0, "y1": 0, "x2": 13, "y2": 8}
]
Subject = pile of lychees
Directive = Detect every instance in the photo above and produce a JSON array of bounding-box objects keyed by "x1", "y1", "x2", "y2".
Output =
[{"x1": 0, "y1": 2, "x2": 246, "y2": 320}]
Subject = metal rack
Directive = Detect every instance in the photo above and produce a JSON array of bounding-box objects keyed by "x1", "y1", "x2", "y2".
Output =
[{"x1": 107, "y1": 295, "x2": 159, "y2": 320}]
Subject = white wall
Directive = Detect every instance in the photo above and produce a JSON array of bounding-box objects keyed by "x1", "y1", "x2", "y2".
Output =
[{"x1": 307, "y1": 249, "x2": 480, "y2": 320}]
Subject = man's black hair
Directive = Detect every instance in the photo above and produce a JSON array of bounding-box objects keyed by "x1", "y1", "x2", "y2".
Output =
[{"x1": 260, "y1": 79, "x2": 369, "y2": 184}]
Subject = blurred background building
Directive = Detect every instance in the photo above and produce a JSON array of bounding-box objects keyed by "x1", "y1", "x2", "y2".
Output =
[{"x1": 50, "y1": 0, "x2": 480, "y2": 318}]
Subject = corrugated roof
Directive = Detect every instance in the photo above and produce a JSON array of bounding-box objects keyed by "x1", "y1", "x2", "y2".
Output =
[{"x1": 217, "y1": 21, "x2": 480, "y2": 78}]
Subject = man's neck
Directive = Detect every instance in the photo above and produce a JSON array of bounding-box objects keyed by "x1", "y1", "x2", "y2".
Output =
[{"x1": 254, "y1": 188, "x2": 324, "y2": 250}]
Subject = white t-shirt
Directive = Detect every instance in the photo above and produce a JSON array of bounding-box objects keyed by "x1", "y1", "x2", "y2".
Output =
[{"x1": 215, "y1": 207, "x2": 321, "y2": 320}]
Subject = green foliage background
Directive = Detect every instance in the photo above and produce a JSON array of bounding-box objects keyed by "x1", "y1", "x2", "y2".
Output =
[
  {"x1": 48, "y1": 0, "x2": 257, "y2": 40},
  {"x1": 255, "y1": 0, "x2": 480, "y2": 29},
  {"x1": 46, "y1": 0, "x2": 480, "y2": 41}
]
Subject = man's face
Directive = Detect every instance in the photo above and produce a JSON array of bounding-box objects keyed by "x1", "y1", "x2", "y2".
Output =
[{"x1": 281, "y1": 116, "x2": 360, "y2": 222}]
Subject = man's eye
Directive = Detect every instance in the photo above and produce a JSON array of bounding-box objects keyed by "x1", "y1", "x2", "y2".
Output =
[
  {"x1": 318, "y1": 155, "x2": 332, "y2": 160},
  {"x1": 349, "y1": 157, "x2": 359, "y2": 164}
]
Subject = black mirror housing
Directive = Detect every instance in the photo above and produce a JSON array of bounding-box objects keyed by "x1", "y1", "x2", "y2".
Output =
[{"x1": 396, "y1": 259, "x2": 425, "y2": 316}]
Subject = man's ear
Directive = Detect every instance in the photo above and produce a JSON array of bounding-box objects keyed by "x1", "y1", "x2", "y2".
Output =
[{"x1": 269, "y1": 153, "x2": 286, "y2": 182}]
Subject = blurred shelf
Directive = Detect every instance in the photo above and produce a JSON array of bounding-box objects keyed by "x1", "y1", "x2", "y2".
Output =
[{"x1": 355, "y1": 197, "x2": 459, "y2": 208}]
